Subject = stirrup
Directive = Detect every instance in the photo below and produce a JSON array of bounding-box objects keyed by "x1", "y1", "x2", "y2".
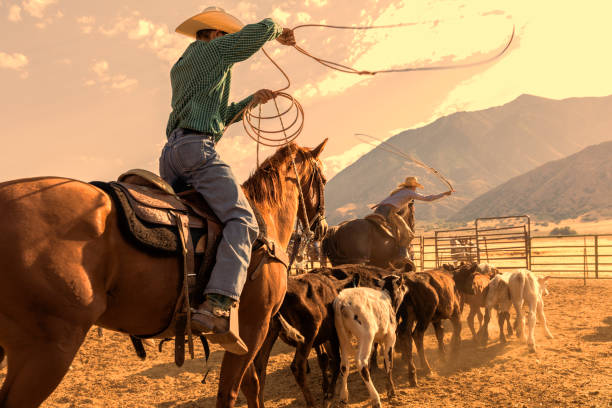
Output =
[{"x1": 205, "y1": 303, "x2": 248, "y2": 355}]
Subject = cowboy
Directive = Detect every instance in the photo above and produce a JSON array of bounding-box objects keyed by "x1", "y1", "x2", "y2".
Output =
[
  {"x1": 159, "y1": 7, "x2": 296, "y2": 355},
  {"x1": 373, "y1": 176, "x2": 452, "y2": 259}
]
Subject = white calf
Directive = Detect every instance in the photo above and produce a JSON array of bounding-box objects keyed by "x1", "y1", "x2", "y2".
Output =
[
  {"x1": 508, "y1": 269, "x2": 553, "y2": 352},
  {"x1": 479, "y1": 272, "x2": 513, "y2": 344},
  {"x1": 480, "y1": 270, "x2": 553, "y2": 351},
  {"x1": 477, "y1": 262, "x2": 499, "y2": 277},
  {"x1": 333, "y1": 275, "x2": 407, "y2": 408}
]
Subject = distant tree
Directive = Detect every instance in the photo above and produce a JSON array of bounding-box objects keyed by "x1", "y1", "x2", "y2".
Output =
[{"x1": 549, "y1": 226, "x2": 578, "y2": 236}]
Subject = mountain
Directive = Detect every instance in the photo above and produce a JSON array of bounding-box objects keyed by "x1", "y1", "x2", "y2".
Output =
[
  {"x1": 326, "y1": 94, "x2": 612, "y2": 225},
  {"x1": 450, "y1": 141, "x2": 612, "y2": 221}
]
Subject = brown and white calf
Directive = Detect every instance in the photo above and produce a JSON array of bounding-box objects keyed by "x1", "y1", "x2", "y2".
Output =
[
  {"x1": 480, "y1": 269, "x2": 553, "y2": 351},
  {"x1": 333, "y1": 275, "x2": 407, "y2": 408},
  {"x1": 451, "y1": 262, "x2": 500, "y2": 342},
  {"x1": 252, "y1": 265, "x2": 390, "y2": 407}
]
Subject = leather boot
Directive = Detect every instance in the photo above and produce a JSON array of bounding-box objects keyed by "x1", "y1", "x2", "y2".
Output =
[{"x1": 191, "y1": 300, "x2": 248, "y2": 355}]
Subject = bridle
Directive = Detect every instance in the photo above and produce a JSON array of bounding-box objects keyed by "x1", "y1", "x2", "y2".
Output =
[{"x1": 288, "y1": 150, "x2": 327, "y2": 267}]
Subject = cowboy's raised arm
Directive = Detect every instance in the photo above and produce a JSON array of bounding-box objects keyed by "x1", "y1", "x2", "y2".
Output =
[
  {"x1": 411, "y1": 190, "x2": 452, "y2": 202},
  {"x1": 215, "y1": 18, "x2": 284, "y2": 65}
]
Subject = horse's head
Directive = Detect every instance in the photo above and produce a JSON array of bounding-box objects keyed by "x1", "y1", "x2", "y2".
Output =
[
  {"x1": 294, "y1": 138, "x2": 328, "y2": 241},
  {"x1": 243, "y1": 138, "x2": 328, "y2": 243}
]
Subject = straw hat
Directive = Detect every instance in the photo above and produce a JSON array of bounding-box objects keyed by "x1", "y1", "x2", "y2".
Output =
[
  {"x1": 398, "y1": 176, "x2": 424, "y2": 189},
  {"x1": 175, "y1": 6, "x2": 244, "y2": 39}
]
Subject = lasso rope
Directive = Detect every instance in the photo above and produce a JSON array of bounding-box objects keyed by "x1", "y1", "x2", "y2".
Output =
[
  {"x1": 355, "y1": 132, "x2": 455, "y2": 192},
  {"x1": 291, "y1": 23, "x2": 515, "y2": 75},
  {"x1": 224, "y1": 21, "x2": 515, "y2": 163},
  {"x1": 223, "y1": 48, "x2": 303, "y2": 166}
]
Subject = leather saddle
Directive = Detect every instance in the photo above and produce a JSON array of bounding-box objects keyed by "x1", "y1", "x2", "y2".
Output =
[
  {"x1": 365, "y1": 213, "x2": 397, "y2": 242},
  {"x1": 92, "y1": 169, "x2": 223, "y2": 365},
  {"x1": 92, "y1": 169, "x2": 290, "y2": 365}
]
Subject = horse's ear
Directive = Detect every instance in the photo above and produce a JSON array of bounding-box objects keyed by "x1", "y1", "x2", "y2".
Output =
[{"x1": 310, "y1": 138, "x2": 328, "y2": 159}]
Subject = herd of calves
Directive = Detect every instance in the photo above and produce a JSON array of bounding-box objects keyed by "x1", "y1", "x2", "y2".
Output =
[{"x1": 253, "y1": 262, "x2": 554, "y2": 408}]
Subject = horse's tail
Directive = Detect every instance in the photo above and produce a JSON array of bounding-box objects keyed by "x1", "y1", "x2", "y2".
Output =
[
  {"x1": 322, "y1": 225, "x2": 351, "y2": 265},
  {"x1": 0, "y1": 346, "x2": 5, "y2": 369},
  {"x1": 275, "y1": 314, "x2": 304, "y2": 343},
  {"x1": 321, "y1": 226, "x2": 338, "y2": 263},
  {"x1": 323, "y1": 223, "x2": 371, "y2": 266}
]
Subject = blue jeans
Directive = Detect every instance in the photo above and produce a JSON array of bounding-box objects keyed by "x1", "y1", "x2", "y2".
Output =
[{"x1": 159, "y1": 128, "x2": 259, "y2": 300}]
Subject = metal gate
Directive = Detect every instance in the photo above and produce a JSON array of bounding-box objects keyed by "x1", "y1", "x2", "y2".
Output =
[
  {"x1": 475, "y1": 216, "x2": 531, "y2": 270},
  {"x1": 434, "y1": 215, "x2": 531, "y2": 270},
  {"x1": 434, "y1": 227, "x2": 477, "y2": 267}
]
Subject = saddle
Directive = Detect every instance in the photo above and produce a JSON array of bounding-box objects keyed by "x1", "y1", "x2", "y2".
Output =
[
  {"x1": 92, "y1": 169, "x2": 224, "y2": 365},
  {"x1": 92, "y1": 169, "x2": 290, "y2": 365},
  {"x1": 365, "y1": 213, "x2": 397, "y2": 242}
]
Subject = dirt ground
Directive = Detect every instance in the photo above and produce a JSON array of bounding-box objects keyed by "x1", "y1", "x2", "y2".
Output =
[{"x1": 2, "y1": 279, "x2": 610, "y2": 407}]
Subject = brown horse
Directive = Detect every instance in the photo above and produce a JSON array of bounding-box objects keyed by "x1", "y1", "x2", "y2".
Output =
[
  {"x1": 0, "y1": 139, "x2": 327, "y2": 408},
  {"x1": 322, "y1": 203, "x2": 415, "y2": 268}
]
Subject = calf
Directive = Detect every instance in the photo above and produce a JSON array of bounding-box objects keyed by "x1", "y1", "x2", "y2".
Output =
[
  {"x1": 396, "y1": 269, "x2": 462, "y2": 386},
  {"x1": 479, "y1": 272, "x2": 514, "y2": 345},
  {"x1": 509, "y1": 269, "x2": 553, "y2": 352},
  {"x1": 476, "y1": 262, "x2": 500, "y2": 277},
  {"x1": 333, "y1": 275, "x2": 408, "y2": 408},
  {"x1": 480, "y1": 270, "x2": 552, "y2": 352},
  {"x1": 252, "y1": 265, "x2": 390, "y2": 407},
  {"x1": 451, "y1": 262, "x2": 498, "y2": 342}
]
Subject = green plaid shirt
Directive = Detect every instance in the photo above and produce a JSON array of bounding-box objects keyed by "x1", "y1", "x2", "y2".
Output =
[{"x1": 166, "y1": 18, "x2": 283, "y2": 142}]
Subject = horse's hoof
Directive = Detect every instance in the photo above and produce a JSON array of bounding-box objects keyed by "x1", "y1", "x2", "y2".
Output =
[
  {"x1": 408, "y1": 377, "x2": 418, "y2": 388},
  {"x1": 546, "y1": 332, "x2": 554, "y2": 339},
  {"x1": 528, "y1": 345, "x2": 536, "y2": 353}
]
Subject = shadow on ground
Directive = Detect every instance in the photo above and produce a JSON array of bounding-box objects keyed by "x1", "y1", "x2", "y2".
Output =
[{"x1": 582, "y1": 316, "x2": 612, "y2": 342}]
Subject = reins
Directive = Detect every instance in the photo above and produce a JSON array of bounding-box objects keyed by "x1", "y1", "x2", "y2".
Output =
[{"x1": 287, "y1": 152, "x2": 326, "y2": 269}]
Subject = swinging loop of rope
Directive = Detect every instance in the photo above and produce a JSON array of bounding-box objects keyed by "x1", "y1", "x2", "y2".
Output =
[
  {"x1": 355, "y1": 133, "x2": 455, "y2": 193},
  {"x1": 291, "y1": 23, "x2": 515, "y2": 75},
  {"x1": 224, "y1": 21, "x2": 514, "y2": 158}
]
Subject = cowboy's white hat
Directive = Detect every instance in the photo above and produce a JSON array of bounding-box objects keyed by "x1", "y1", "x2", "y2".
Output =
[
  {"x1": 398, "y1": 176, "x2": 424, "y2": 189},
  {"x1": 176, "y1": 6, "x2": 243, "y2": 39}
]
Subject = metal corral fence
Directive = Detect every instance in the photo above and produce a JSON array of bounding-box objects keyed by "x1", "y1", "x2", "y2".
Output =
[
  {"x1": 423, "y1": 216, "x2": 531, "y2": 271},
  {"x1": 303, "y1": 215, "x2": 612, "y2": 278},
  {"x1": 410, "y1": 232, "x2": 612, "y2": 278},
  {"x1": 530, "y1": 234, "x2": 612, "y2": 278}
]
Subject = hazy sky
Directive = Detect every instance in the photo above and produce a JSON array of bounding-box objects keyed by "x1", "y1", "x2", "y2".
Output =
[{"x1": 1, "y1": 0, "x2": 611, "y2": 184}]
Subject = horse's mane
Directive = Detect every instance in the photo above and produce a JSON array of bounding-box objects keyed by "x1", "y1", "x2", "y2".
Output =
[{"x1": 242, "y1": 142, "x2": 305, "y2": 205}]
